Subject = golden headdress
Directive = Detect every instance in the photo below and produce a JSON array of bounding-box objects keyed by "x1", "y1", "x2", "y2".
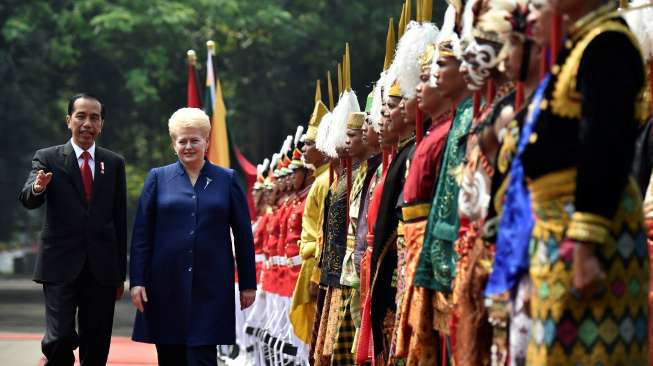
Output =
[
  {"x1": 388, "y1": 81, "x2": 403, "y2": 98},
  {"x1": 347, "y1": 112, "x2": 366, "y2": 130},
  {"x1": 305, "y1": 79, "x2": 329, "y2": 143},
  {"x1": 419, "y1": 43, "x2": 437, "y2": 72}
]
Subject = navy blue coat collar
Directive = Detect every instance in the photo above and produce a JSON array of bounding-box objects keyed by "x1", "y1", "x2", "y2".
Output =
[{"x1": 174, "y1": 159, "x2": 215, "y2": 178}]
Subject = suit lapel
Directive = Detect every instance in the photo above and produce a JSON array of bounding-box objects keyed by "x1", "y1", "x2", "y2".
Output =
[
  {"x1": 62, "y1": 142, "x2": 86, "y2": 204},
  {"x1": 91, "y1": 148, "x2": 105, "y2": 204}
]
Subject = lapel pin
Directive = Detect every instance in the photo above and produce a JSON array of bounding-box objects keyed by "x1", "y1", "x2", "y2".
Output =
[
  {"x1": 204, "y1": 177, "x2": 212, "y2": 190},
  {"x1": 100, "y1": 161, "x2": 105, "y2": 174}
]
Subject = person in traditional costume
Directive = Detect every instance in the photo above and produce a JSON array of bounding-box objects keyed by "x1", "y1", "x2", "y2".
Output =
[
  {"x1": 309, "y1": 70, "x2": 339, "y2": 365},
  {"x1": 625, "y1": 1, "x2": 653, "y2": 363},
  {"x1": 309, "y1": 59, "x2": 347, "y2": 365},
  {"x1": 357, "y1": 89, "x2": 397, "y2": 364},
  {"x1": 388, "y1": 7, "x2": 443, "y2": 365},
  {"x1": 328, "y1": 111, "x2": 372, "y2": 366},
  {"x1": 396, "y1": 36, "x2": 458, "y2": 366},
  {"x1": 412, "y1": 2, "x2": 475, "y2": 364},
  {"x1": 249, "y1": 146, "x2": 289, "y2": 363},
  {"x1": 510, "y1": 0, "x2": 649, "y2": 364},
  {"x1": 266, "y1": 127, "x2": 316, "y2": 364},
  {"x1": 268, "y1": 139, "x2": 304, "y2": 362},
  {"x1": 348, "y1": 102, "x2": 384, "y2": 359},
  {"x1": 249, "y1": 154, "x2": 285, "y2": 364},
  {"x1": 355, "y1": 95, "x2": 383, "y2": 281},
  {"x1": 369, "y1": 75, "x2": 407, "y2": 364},
  {"x1": 313, "y1": 45, "x2": 364, "y2": 366},
  {"x1": 366, "y1": 17, "x2": 406, "y2": 361},
  {"x1": 369, "y1": 4, "x2": 441, "y2": 364},
  {"x1": 444, "y1": 1, "x2": 524, "y2": 364},
  {"x1": 356, "y1": 18, "x2": 397, "y2": 365},
  {"x1": 289, "y1": 81, "x2": 332, "y2": 362},
  {"x1": 481, "y1": 1, "x2": 552, "y2": 364}
]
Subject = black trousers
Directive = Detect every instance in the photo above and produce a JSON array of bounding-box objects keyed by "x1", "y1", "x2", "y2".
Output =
[
  {"x1": 155, "y1": 344, "x2": 218, "y2": 366},
  {"x1": 41, "y1": 263, "x2": 116, "y2": 366}
]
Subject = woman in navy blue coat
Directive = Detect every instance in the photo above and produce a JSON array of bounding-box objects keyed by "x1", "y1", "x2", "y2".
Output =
[{"x1": 129, "y1": 108, "x2": 256, "y2": 365}]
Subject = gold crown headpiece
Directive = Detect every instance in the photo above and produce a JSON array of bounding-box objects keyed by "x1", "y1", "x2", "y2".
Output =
[{"x1": 347, "y1": 112, "x2": 366, "y2": 130}]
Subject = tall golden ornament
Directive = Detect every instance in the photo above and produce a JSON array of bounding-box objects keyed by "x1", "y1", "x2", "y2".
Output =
[
  {"x1": 345, "y1": 43, "x2": 352, "y2": 91},
  {"x1": 384, "y1": 17, "x2": 396, "y2": 71},
  {"x1": 337, "y1": 62, "x2": 343, "y2": 97},
  {"x1": 398, "y1": 1, "x2": 407, "y2": 38},
  {"x1": 315, "y1": 79, "x2": 322, "y2": 103},
  {"x1": 423, "y1": 0, "x2": 433, "y2": 22},
  {"x1": 327, "y1": 70, "x2": 335, "y2": 111}
]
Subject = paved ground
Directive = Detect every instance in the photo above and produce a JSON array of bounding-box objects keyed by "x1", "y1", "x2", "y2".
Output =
[
  {"x1": 0, "y1": 278, "x2": 135, "y2": 336},
  {"x1": 0, "y1": 278, "x2": 245, "y2": 365},
  {"x1": 0, "y1": 333, "x2": 158, "y2": 366},
  {"x1": 0, "y1": 334, "x2": 42, "y2": 366},
  {"x1": 0, "y1": 278, "x2": 156, "y2": 365}
]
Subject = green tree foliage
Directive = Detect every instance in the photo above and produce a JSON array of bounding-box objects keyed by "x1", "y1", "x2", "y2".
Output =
[{"x1": 0, "y1": 0, "x2": 443, "y2": 242}]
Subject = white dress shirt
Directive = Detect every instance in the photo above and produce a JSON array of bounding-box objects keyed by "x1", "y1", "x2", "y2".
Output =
[
  {"x1": 32, "y1": 139, "x2": 96, "y2": 196},
  {"x1": 70, "y1": 138, "x2": 96, "y2": 178}
]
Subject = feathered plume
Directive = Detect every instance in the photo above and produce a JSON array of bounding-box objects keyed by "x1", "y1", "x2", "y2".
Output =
[
  {"x1": 316, "y1": 112, "x2": 333, "y2": 155},
  {"x1": 383, "y1": 62, "x2": 399, "y2": 101},
  {"x1": 270, "y1": 153, "x2": 280, "y2": 172},
  {"x1": 261, "y1": 158, "x2": 270, "y2": 174},
  {"x1": 439, "y1": 4, "x2": 458, "y2": 45},
  {"x1": 430, "y1": 4, "x2": 460, "y2": 86},
  {"x1": 281, "y1": 135, "x2": 293, "y2": 156},
  {"x1": 326, "y1": 90, "x2": 360, "y2": 157},
  {"x1": 624, "y1": 0, "x2": 653, "y2": 60},
  {"x1": 460, "y1": 0, "x2": 478, "y2": 45},
  {"x1": 392, "y1": 20, "x2": 440, "y2": 99},
  {"x1": 256, "y1": 164, "x2": 263, "y2": 176},
  {"x1": 369, "y1": 75, "x2": 385, "y2": 132},
  {"x1": 294, "y1": 125, "x2": 304, "y2": 147}
]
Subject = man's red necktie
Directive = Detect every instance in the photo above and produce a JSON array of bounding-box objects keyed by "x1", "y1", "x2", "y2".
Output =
[{"x1": 80, "y1": 151, "x2": 93, "y2": 202}]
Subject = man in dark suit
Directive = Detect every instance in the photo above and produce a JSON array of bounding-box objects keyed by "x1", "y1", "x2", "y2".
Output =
[{"x1": 19, "y1": 93, "x2": 127, "y2": 365}]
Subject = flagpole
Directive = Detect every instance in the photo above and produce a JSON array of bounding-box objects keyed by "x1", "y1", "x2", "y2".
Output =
[
  {"x1": 206, "y1": 40, "x2": 217, "y2": 108},
  {"x1": 186, "y1": 50, "x2": 202, "y2": 108}
]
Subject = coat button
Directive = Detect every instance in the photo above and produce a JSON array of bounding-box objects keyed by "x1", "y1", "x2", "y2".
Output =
[
  {"x1": 439, "y1": 264, "x2": 450, "y2": 276},
  {"x1": 190, "y1": 230, "x2": 195, "y2": 235},
  {"x1": 191, "y1": 212, "x2": 195, "y2": 217},
  {"x1": 192, "y1": 195, "x2": 196, "y2": 200},
  {"x1": 188, "y1": 267, "x2": 192, "y2": 272}
]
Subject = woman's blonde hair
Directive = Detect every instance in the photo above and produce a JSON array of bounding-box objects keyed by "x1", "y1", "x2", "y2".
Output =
[{"x1": 168, "y1": 107, "x2": 211, "y2": 139}]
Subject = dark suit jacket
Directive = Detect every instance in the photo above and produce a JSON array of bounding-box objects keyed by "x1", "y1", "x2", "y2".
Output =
[{"x1": 19, "y1": 141, "x2": 127, "y2": 286}]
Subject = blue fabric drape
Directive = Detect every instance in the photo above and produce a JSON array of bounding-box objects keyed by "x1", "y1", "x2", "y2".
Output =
[{"x1": 485, "y1": 75, "x2": 550, "y2": 296}]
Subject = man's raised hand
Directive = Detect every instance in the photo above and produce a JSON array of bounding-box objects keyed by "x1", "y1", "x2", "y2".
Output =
[{"x1": 33, "y1": 170, "x2": 53, "y2": 193}]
